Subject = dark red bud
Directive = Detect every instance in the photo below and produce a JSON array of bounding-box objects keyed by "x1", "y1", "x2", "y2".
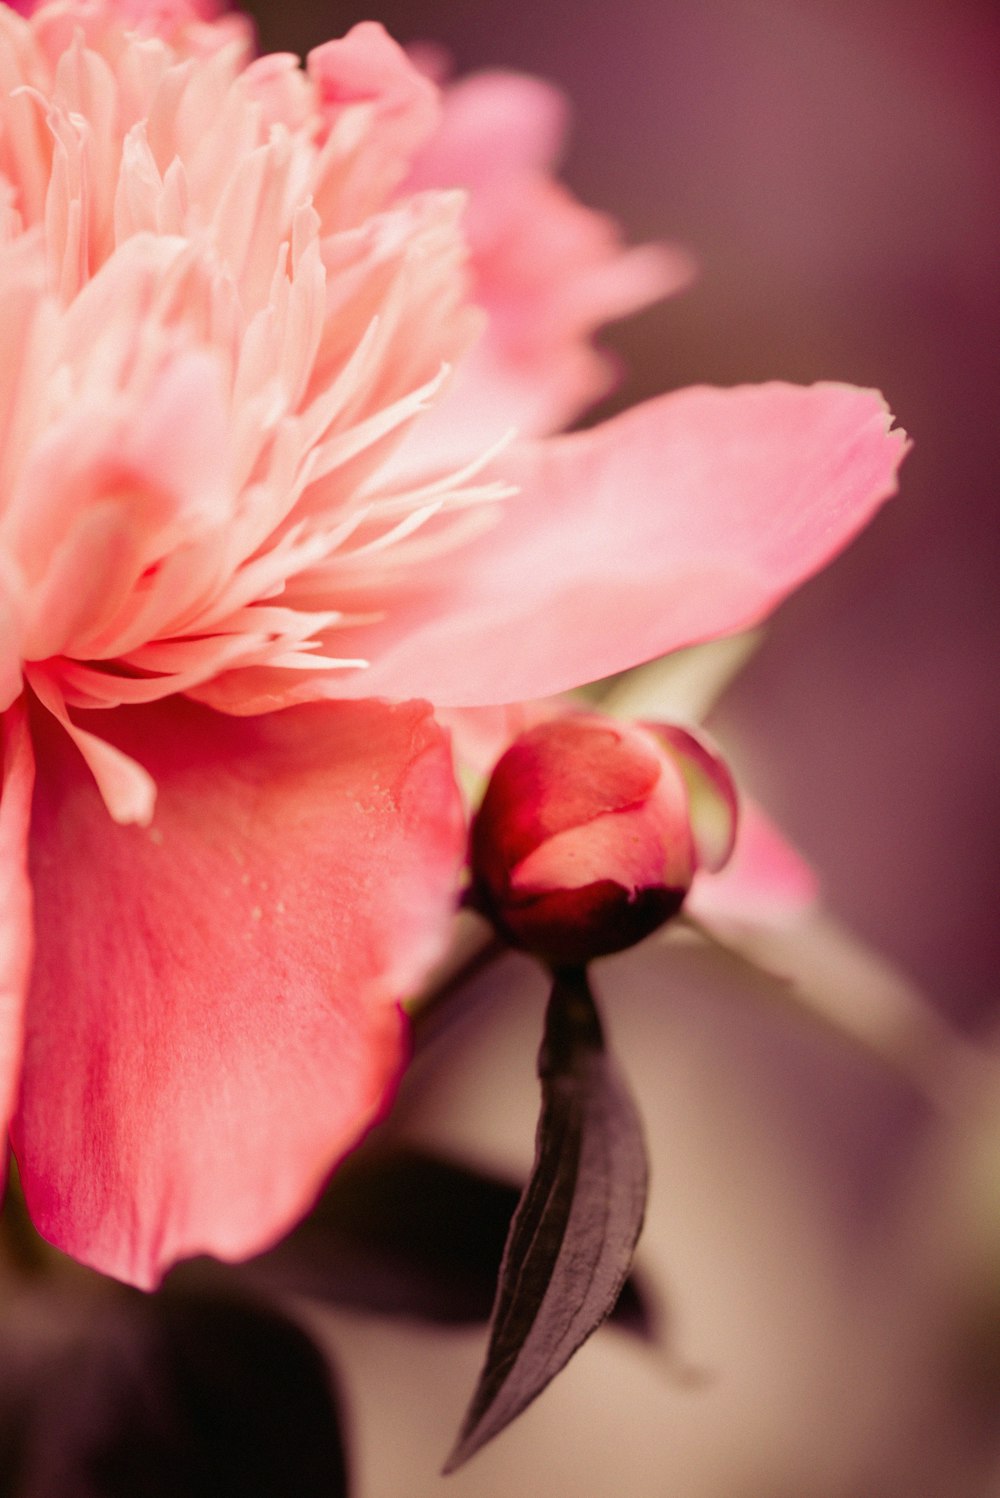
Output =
[{"x1": 468, "y1": 714, "x2": 735, "y2": 967}]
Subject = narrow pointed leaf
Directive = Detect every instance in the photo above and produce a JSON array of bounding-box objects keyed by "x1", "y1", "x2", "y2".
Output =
[
  {"x1": 445, "y1": 967, "x2": 648, "y2": 1471},
  {"x1": 248, "y1": 1146, "x2": 655, "y2": 1334}
]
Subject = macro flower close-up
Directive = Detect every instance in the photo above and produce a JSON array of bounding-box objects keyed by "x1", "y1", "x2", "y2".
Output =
[{"x1": 0, "y1": 0, "x2": 907, "y2": 1299}]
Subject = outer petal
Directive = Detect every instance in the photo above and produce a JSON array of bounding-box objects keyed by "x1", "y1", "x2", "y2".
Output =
[
  {"x1": 13, "y1": 695, "x2": 464, "y2": 1288},
  {"x1": 687, "y1": 798, "x2": 819, "y2": 928},
  {"x1": 337, "y1": 382, "x2": 907, "y2": 705},
  {"x1": 0, "y1": 700, "x2": 34, "y2": 1131}
]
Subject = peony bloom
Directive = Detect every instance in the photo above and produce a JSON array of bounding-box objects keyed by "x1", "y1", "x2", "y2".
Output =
[
  {"x1": 468, "y1": 714, "x2": 737, "y2": 967},
  {"x1": 0, "y1": 0, "x2": 906, "y2": 1287}
]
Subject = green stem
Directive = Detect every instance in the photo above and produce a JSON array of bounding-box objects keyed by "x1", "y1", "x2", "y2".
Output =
[{"x1": 677, "y1": 914, "x2": 983, "y2": 1110}]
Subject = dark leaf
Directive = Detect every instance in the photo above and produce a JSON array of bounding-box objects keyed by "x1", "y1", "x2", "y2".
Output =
[
  {"x1": 251, "y1": 1149, "x2": 521, "y2": 1324},
  {"x1": 17, "y1": 1287, "x2": 349, "y2": 1498},
  {"x1": 445, "y1": 966, "x2": 649, "y2": 1472},
  {"x1": 249, "y1": 1147, "x2": 656, "y2": 1336}
]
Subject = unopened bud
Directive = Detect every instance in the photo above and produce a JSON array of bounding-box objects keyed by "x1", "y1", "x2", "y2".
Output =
[{"x1": 468, "y1": 714, "x2": 738, "y2": 968}]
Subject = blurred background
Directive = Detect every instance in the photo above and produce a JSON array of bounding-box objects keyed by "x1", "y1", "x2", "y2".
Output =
[{"x1": 256, "y1": 1, "x2": 1000, "y2": 1494}]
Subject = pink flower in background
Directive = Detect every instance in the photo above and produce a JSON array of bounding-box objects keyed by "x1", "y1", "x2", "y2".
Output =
[
  {"x1": 401, "y1": 64, "x2": 693, "y2": 464},
  {"x1": 0, "y1": 0, "x2": 905, "y2": 1287}
]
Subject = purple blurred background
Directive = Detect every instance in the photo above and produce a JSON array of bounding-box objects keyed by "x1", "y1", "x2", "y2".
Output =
[{"x1": 250, "y1": 0, "x2": 999, "y2": 1022}]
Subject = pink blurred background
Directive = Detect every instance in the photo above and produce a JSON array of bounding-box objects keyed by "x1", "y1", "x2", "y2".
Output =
[{"x1": 242, "y1": 2, "x2": 999, "y2": 1493}]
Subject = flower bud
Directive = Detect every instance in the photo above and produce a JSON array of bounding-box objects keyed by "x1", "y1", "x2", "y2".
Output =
[{"x1": 468, "y1": 713, "x2": 738, "y2": 967}]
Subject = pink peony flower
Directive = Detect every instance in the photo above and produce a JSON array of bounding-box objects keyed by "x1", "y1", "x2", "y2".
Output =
[{"x1": 0, "y1": 0, "x2": 906, "y2": 1287}]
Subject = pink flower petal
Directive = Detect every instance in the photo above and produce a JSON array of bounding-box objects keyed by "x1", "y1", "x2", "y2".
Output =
[
  {"x1": 335, "y1": 381, "x2": 907, "y2": 705},
  {"x1": 647, "y1": 722, "x2": 739, "y2": 873},
  {"x1": 0, "y1": 565, "x2": 25, "y2": 714},
  {"x1": 307, "y1": 23, "x2": 441, "y2": 225},
  {"x1": 396, "y1": 69, "x2": 692, "y2": 466},
  {"x1": 407, "y1": 70, "x2": 570, "y2": 191},
  {"x1": 436, "y1": 702, "x2": 549, "y2": 780},
  {"x1": 687, "y1": 797, "x2": 820, "y2": 929},
  {"x1": 12, "y1": 695, "x2": 464, "y2": 1288},
  {"x1": 0, "y1": 699, "x2": 34, "y2": 1132},
  {"x1": 26, "y1": 667, "x2": 158, "y2": 825}
]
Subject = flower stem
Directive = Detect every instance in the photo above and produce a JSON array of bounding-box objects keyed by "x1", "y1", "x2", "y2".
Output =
[{"x1": 678, "y1": 914, "x2": 984, "y2": 1110}]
